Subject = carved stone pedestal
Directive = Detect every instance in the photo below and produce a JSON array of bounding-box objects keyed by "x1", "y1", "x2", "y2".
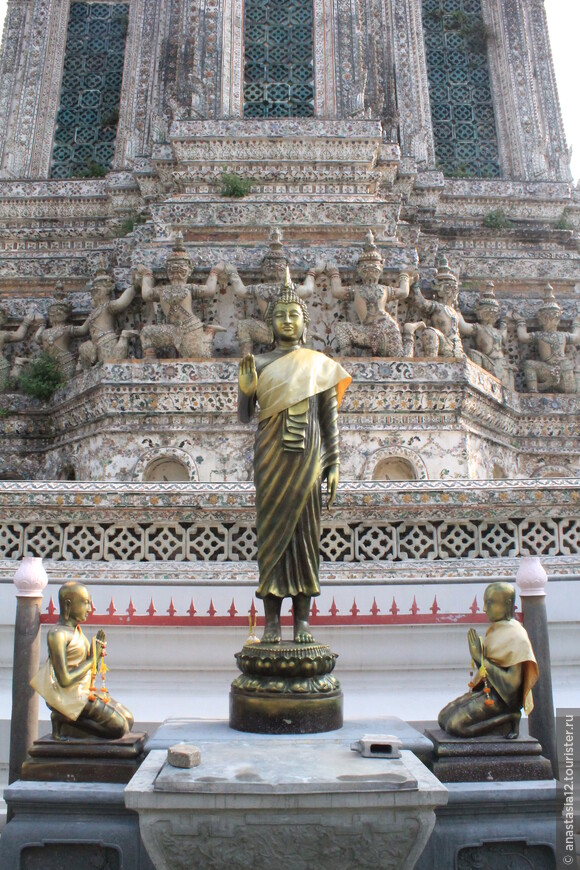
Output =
[
  {"x1": 20, "y1": 731, "x2": 148, "y2": 784},
  {"x1": 126, "y1": 737, "x2": 447, "y2": 870},
  {"x1": 229, "y1": 641, "x2": 343, "y2": 734},
  {"x1": 425, "y1": 727, "x2": 553, "y2": 783}
]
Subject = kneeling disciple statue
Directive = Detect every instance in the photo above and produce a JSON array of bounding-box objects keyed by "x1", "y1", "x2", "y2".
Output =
[
  {"x1": 31, "y1": 581, "x2": 134, "y2": 739},
  {"x1": 438, "y1": 582, "x2": 538, "y2": 739},
  {"x1": 238, "y1": 279, "x2": 351, "y2": 644}
]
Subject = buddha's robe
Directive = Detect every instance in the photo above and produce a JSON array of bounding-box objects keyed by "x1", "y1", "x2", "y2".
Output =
[{"x1": 253, "y1": 348, "x2": 351, "y2": 600}]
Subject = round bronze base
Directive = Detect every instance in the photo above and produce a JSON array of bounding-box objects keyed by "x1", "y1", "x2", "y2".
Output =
[
  {"x1": 229, "y1": 688, "x2": 343, "y2": 734},
  {"x1": 229, "y1": 640, "x2": 343, "y2": 733}
]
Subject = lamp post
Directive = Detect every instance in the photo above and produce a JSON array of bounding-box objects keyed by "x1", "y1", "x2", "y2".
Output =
[
  {"x1": 516, "y1": 556, "x2": 558, "y2": 777},
  {"x1": 8, "y1": 557, "x2": 47, "y2": 784}
]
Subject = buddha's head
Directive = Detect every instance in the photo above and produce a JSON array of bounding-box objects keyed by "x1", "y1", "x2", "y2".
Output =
[{"x1": 267, "y1": 279, "x2": 310, "y2": 345}]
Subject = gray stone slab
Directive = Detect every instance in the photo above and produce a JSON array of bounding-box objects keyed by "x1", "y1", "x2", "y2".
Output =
[
  {"x1": 146, "y1": 715, "x2": 433, "y2": 760},
  {"x1": 154, "y1": 738, "x2": 417, "y2": 794}
]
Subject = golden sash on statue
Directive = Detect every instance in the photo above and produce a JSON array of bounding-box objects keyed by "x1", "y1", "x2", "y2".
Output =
[
  {"x1": 483, "y1": 619, "x2": 539, "y2": 714},
  {"x1": 256, "y1": 348, "x2": 351, "y2": 422}
]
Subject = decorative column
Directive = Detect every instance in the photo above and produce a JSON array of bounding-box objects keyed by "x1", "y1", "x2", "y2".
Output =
[
  {"x1": 8, "y1": 557, "x2": 48, "y2": 784},
  {"x1": 0, "y1": 0, "x2": 32, "y2": 175},
  {"x1": 516, "y1": 556, "x2": 558, "y2": 777},
  {"x1": 389, "y1": 0, "x2": 436, "y2": 166},
  {"x1": 483, "y1": 0, "x2": 572, "y2": 181},
  {"x1": 0, "y1": 0, "x2": 71, "y2": 177}
]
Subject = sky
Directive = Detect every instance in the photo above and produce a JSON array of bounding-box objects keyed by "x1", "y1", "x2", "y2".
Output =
[{"x1": 0, "y1": 0, "x2": 577, "y2": 183}]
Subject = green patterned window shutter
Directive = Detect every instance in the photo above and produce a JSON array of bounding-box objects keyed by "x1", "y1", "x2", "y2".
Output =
[
  {"x1": 422, "y1": 0, "x2": 500, "y2": 178},
  {"x1": 50, "y1": 2, "x2": 129, "y2": 179},
  {"x1": 243, "y1": 0, "x2": 314, "y2": 118}
]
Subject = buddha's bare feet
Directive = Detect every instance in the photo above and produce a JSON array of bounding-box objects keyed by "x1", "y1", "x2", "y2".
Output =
[
  {"x1": 294, "y1": 622, "x2": 314, "y2": 644},
  {"x1": 262, "y1": 625, "x2": 281, "y2": 644}
]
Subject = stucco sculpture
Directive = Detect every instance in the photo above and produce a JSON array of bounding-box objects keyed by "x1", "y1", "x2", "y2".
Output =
[
  {"x1": 328, "y1": 231, "x2": 421, "y2": 357},
  {"x1": 78, "y1": 260, "x2": 137, "y2": 369},
  {"x1": 230, "y1": 228, "x2": 319, "y2": 355},
  {"x1": 411, "y1": 255, "x2": 468, "y2": 360},
  {"x1": 34, "y1": 284, "x2": 87, "y2": 379},
  {"x1": 0, "y1": 305, "x2": 37, "y2": 388},
  {"x1": 516, "y1": 284, "x2": 580, "y2": 393},
  {"x1": 463, "y1": 283, "x2": 513, "y2": 388},
  {"x1": 136, "y1": 234, "x2": 226, "y2": 359}
]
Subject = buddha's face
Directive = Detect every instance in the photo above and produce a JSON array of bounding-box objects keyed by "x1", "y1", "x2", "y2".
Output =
[
  {"x1": 66, "y1": 585, "x2": 91, "y2": 623},
  {"x1": 272, "y1": 302, "x2": 304, "y2": 343},
  {"x1": 483, "y1": 587, "x2": 509, "y2": 623}
]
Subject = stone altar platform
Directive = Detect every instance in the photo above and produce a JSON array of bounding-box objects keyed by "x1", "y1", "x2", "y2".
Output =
[
  {"x1": 126, "y1": 722, "x2": 447, "y2": 870},
  {"x1": 0, "y1": 780, "x2": 155, "y2": 870},
  {"x1": 21, "y1": 731, "x2": 148, "y2": 784},
  {"x1": 425, "y1": 726, "x2": 554, "y2": 783}
]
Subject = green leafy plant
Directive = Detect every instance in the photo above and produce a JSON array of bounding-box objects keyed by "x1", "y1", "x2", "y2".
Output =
[
  {"x1": 101, "y1": 108, "x2": 120, "y2": 128},
  {"x1": 0, "y1": 407, "x2": 9, "y2": 418},
  {"x1": 483, "y1": 209, "x2": 513, "y2": 230},
  {"x1": 555, "y1": 212, "x2": 573, "y2": 231},
  {"x1": 448, "y1": 10, "x2": 469, "y2": 30},
  {"x1": 465, "y1": 19, "x2": 491, "y2": 53},
  {"x1": 18, "y1": 354, "x2": 66, "y2": 401},
  {"x1": 448, "y1": 162, "x2": 473, "y2": 178},
  {"x1": 220, "y1": 172, "x2": 253, "y2": 198},
  {"x1": 77, "y1": 160, "x2": 108, "y2": 179},
  {"x1": 116, "y1": 212, "x2": 147, "y2": 237}
]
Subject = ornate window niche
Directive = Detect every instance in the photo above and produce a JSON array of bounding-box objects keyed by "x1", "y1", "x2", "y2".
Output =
[
  {"x1": 363, "y1": 448, "x2": 428, "y2": 482},
  {"x1": 221, "y1": 0, "x2": 336, "y2": 117},
  {"x1": 133, "y1": 447, "x2": 199, "y2": 482},
  {"x1": 50, "y1": 1, "x2": 129, "y2": 178},
  {"x1": 421, "y1": 0, "x2": 500, "y2": 178},
  {"x1": 372, "y1": 457, "x2": 418, "y2": 482},
  {"x1": 243, "y1": 0, "x2": 314, "y2": 118}
]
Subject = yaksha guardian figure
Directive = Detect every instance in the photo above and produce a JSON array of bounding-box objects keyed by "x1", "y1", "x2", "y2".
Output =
[
  {"x1": 229, "y1": 228, "x2": 321, "y2": 355},
  {"x1": 34, "y1": 284, "x2": 88, "y2": 379},
  {"x1": 328, "y1": 230, "x2": 421, "y2": 357},
  {"x1": 135, "y1": 234, "x2": 226, "y2": 359},
  {"x1": 516, "y1": 284, "x2": 580, "y2": 393},
  {"x1": 238, "y1": 281, "x2": 351, "y2": 644},
  {"x1": 463, "y1": 283, "x2": 513, "y2": 388},
  {"x1": 78, "y1": 259, "x2": 137, "y2": 369},
  {"x1": 0, "y1": 305, "x2": 36, "y2": 387},
  {"x1": 411, "y1": 254, "x2": 468, "y2": 359}
]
